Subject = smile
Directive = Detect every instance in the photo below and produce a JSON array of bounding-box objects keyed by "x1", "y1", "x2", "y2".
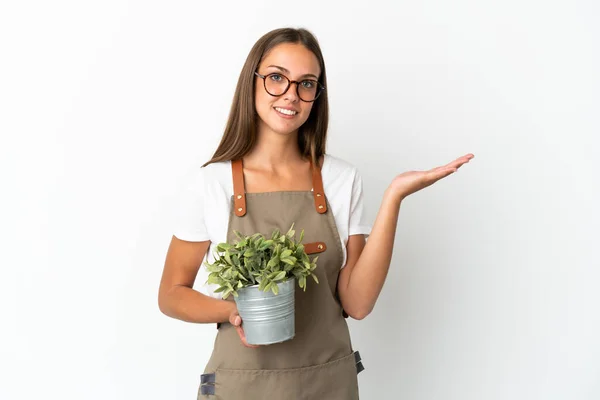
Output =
[{"x1": 274, "y1": 107, "x2": 298, "y2": 116}]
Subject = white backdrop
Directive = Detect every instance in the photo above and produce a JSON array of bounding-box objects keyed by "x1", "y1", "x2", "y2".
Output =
[{"x1": 1, "y1": 1, "x2": 599, "y2": 399}]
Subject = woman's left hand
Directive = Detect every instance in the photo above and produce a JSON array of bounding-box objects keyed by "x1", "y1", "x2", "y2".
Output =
[{"x1": 388, "y1": 153, "x2": 474, "y2": 201}]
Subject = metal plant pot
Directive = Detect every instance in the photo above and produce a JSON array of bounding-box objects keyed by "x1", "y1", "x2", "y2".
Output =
[{"x1": 234, "y1": 278, "x2": 295, "y2": 345}]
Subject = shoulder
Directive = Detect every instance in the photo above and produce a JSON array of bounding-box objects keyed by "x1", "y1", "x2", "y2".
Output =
[
  {"x1": 323, "y1": 154, "x2": 360, "y2": 183},
  {"x1": 323, "y1": 153, "x2": 357, "y2": 173},
  {"x1": 197, "y1": 160, "x2": 233, "y2": 193},
  {"x1": 322, "y1": 154, "x2": 363, "y2": 201},
  {"x1": 177, "y1": 160, "x2": 233, "y2": 200}
]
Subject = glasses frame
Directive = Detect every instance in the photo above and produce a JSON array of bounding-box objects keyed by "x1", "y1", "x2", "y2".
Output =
[{"x1": 254, "y1": 71, "x2": 325, "y2": 102}]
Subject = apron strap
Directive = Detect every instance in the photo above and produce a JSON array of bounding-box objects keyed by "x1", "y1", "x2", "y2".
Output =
[
  {"x1": 231, "y1": 159, "x2": 247, "y2": 217},
  {"x1": 231, "y1": 157, "x2": 328, "y2": 217},
  {"x1": 310, "y1": 158, "x2": 328, "y2": 214},
  {"x1": 304, "y1": 241, "x2": 327, "y2": 254}
]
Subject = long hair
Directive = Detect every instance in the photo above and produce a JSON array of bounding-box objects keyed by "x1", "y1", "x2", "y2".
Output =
[{"x1": 202, "y1": 27, "x2": 329, "y2": 168}]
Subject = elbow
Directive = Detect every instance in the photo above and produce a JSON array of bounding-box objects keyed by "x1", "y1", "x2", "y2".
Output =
[
  {"x1": 345, "y1": 306, "x2": 372, "y2": 321},
  {"x1": 157, "y1": 288, "x2": 172, "y2": 317},
  {"x1": 157, "y1": 295, "x2": 167, "y2": 316}
]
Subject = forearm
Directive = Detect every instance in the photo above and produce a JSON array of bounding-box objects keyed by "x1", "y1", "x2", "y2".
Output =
[
  {"x1": 159, "y1": 285, "x2": 236, "y2": 324},
  {"x1": 344, "y1": 188, "x2": 403, "y2": 318}
]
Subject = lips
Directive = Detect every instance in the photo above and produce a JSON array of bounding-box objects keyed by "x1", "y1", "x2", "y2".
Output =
[{"x1": 274, "y1": 107, "x2": 298, "y2": 116}]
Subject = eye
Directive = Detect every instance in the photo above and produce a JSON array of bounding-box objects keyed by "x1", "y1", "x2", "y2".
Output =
[
  {"x1": 269, "y1": 74, "x2": 283, "y2": 82},
  {"x1": 301, "y1": 80, "x2": 315, "y2": 89}
]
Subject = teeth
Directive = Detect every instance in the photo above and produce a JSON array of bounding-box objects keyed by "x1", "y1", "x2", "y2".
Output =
[{"x1": 275, "y1": 107, "x2": 297, "y2": 116}]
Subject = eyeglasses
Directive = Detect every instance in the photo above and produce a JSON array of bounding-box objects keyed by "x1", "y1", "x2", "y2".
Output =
[{"x1": 254, "y1": 71, "x2": 325, "y2": 102}]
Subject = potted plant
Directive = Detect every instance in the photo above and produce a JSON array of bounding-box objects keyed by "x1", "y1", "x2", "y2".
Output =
[{"x1": 204, "y1": 223, "x2": 319, "y2": 345}]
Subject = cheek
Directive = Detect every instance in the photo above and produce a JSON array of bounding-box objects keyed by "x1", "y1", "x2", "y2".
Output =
[
  {"x1": 256, "y1": 90, "x2": 276, "y2": 113},
  {"x1": 300, "y1": 104, "x2": 314, "y2": 120}
]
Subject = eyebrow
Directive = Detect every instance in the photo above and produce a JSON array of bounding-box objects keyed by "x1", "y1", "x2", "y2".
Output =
[{"x1": 266, "y1": 65, "x2": 319, "y2": 80}]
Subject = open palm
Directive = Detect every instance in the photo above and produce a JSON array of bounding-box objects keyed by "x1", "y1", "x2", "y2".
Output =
[{"x1": 390, "y1": 154, "x2": 474, "y2": 200}]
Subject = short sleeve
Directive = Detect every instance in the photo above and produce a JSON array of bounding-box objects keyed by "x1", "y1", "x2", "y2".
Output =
[
  {"x1": 348, "y1": 168, "x2": 372, "y2": 238},
  {"x1": 172, "y1": 167, "x2": 210, "y2": 242}
]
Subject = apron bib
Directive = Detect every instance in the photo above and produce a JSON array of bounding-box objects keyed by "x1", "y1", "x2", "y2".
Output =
[{"x1": 198, "y1": 158, "x2": 364, "y2": 399}]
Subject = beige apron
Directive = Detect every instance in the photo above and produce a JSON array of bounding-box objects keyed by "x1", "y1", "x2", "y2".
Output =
[{"x1": 198, "y1": 158, "x2": 364, "y2": 399}]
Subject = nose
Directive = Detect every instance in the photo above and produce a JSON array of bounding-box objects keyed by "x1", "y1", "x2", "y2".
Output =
[{"x1": 284, "y1": 81, "x2": 300, "y2": 103}]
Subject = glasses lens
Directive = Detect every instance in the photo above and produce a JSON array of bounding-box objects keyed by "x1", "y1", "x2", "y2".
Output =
[
  {"x1": 264, "y1": 74, "x2": 289, "y2": 96},
  {"x1": 298, "y1": 80, "x2": 320, "y2": 102}
]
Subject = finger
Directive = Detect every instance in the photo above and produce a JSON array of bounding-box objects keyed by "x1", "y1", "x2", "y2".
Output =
[
  {"x1": 243, "y1": 339, "x2": 260, "y2": 349},
  {"x1": 430, "y1": 167, "x2": 457, "y2": 181},
  {"x1": 237, "y1": 326, "x2": 259, "y2": 348},
  {"x1": 447, "y1": 154, "x2": 474, "y2": 166},
  {"x1": 230, "y1": 314, "x2": 241, "y2": 326},
  {"x1": 429, "y1": 155, "x2": 472, "y2": 174},
  {"x1": 431, "y1": 164, "x2": 459, "y2": 174},
  {"x1": 447, "y1": 157, "x2": 471, "y2": 169}
]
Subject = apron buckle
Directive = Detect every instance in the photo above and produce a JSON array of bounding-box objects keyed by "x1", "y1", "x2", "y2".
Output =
[{"x1": 200, "y1": 373, "x2": 216, "y2": 395}]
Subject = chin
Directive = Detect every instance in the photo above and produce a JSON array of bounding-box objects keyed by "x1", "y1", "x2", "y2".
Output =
[
  {"x1": 266, "y1": 120, "x2": 304, "y2": 136},
  {"x1": 273, "y1": 126, "x2": 301, "y2": 136}
]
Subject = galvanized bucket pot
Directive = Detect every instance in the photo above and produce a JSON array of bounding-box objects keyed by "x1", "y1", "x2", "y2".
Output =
[{"x1": 234, "y1": 278, "x2": 295, "y2": 345}]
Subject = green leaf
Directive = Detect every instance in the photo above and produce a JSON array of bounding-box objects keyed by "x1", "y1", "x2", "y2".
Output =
[
  {"x1": 281, "y1": 258, "x2": 295, "y2": 266},
  {"x1": 299, "y1": 275, "x2": 306, "y2": 289},
  {"x1": 216, "y1": 243, "x2": 232, "y2": 252},
  {"x1": 311, "y1": 274, "x2": 319, "y2": 284},
  {"x1": 281, "y1": 249, "x2": 293, "y2": 258},
  {"x1": 267, "y1": 255, "x2": 280, "y2": 268},
  {"x1": 271, "y1": 283, "x2": 279, "y2": 295},
  {"x1": 259, "y1": 279, "x2": 268, "y2": 291},
  {"x1": 264, "y1": 281, "x2": 273, "y2": 293},
  {"x1": 207, "y1": 274, "x2": 223, "y2": 285},
  {"x1": 286, "y1": 226, "x2": 295, "y2": 239},
  {"x1": 250, "y1": 232, "x2": 263, "y2": 240},
  {"x1": 274, "y1": 271, "x2": 286, "y2": 281}
]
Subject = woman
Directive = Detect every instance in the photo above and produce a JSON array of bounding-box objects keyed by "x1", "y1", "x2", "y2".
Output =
[{"x1": 158, "y1": 27, "x2": 473, "y2": 399}]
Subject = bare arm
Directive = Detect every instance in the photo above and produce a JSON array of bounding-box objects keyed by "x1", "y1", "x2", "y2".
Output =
[
  {"x1": 158, "y1": 236, "x2": 235, "y2": 324},
  {"x1": 337, "y1": 154, "x2": 474, "y2": 320},
  {"x1": 337, "y1": 189, "x2": 401, "y2": 320}
]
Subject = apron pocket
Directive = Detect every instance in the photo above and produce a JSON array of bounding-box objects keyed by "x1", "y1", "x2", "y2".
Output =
[{"x1": 200, "y1": 351, "x2": 360, "y2": 400}]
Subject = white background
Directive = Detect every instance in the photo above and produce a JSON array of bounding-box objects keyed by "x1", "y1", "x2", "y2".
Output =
[{"x1": 1, "y1": 1, "x2": 598, "y2": 399}]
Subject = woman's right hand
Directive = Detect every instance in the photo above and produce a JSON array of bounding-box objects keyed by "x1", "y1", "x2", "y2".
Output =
[{"x1": 229, "y1": 311, "x2": 260, "y2": 348}]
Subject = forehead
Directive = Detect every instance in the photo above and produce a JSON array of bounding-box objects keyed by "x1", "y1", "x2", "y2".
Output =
[{"x1": 259, "y1": 43, "x2": 321, "y2": 77}]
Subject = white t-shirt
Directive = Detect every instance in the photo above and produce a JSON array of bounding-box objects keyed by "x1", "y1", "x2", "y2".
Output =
[{"x1": 173, "y1": 153, "x2": 372, "y2": 298}]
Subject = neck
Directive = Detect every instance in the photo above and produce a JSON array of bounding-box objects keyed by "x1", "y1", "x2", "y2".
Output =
[{"x1": 244, "y1": 123, "x2": 304, "y2": 171}]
